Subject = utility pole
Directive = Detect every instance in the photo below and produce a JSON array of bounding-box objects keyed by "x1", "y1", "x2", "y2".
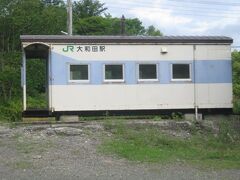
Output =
[
  {"x1": 121, "y1": 15, "x2": 125, "y2": 35},
  {"x1": 67, "y1": 0, "x2": 73, "y2": 36}
]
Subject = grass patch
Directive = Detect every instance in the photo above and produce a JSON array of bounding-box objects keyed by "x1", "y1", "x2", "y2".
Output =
[
  {"x1": 16, "y1": 141, "x2": 52, "y2": 154},
  {"x1": 27, "y1": 93, "x2": 47, "y2": 109},
  {"x1": 15, "y1": 137, "x2": 53, "y2": 154},
  {"x1": 71, "y1": 149, "x2": 82, "y2": 156},
  {"x1": 13, "y1": 160, "x2": 33, "y2": 169},
  {"x1": 233, "y1": 98, "x2": 240, "y2": 114},
  {"x1": 5, "y1": 160, "x2": 33, "y2": 170},
  {"x1": 0, "y1": 98, "x2": 22, "y2": 122},
  {"x1": 79, "y1": 115, "x2": 156, "y2": 121},
  {"x1": 78, "y1": 113, "x2": 183, "y2": 121},
  {"x1": 100, "y1": 120, "x2": 240, "y2": 169}
]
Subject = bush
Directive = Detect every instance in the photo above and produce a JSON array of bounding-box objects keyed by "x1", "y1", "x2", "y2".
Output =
[
  {"x1": 233, "y1": 98, "x2": 240, "y2": 114},
  {"x1": 27, "y1": 93, "x2": 47, "y2": 109},
  {"x1": 217, "y1": 118, "x2": 240, "y2": 144},
  {"x1": 0, "y1": 99, "x2": 22, "y2": 122}
]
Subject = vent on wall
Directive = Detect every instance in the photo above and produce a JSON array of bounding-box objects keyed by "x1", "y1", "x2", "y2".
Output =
[{"x1": 161, "y1": 47, "x2": 168, "y2": 54}]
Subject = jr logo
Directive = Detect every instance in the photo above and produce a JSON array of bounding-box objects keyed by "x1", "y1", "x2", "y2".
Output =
[{"x1": 62, "y1": 45, "x2": 74, "y2": 52}]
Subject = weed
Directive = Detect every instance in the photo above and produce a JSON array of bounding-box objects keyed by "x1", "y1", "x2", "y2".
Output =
[
  {"x1": 153, "y1": 116, "x2": 162, "y2": 121},
  {"x1": 233, "y1": 98, "x2": 240, "y2": 114},
  {"x1": 71, "y1": 149, "x2": 82, "y2": 156},
  {"x1": 217, "y1": 118, "x2": 240, "y2": 143},
  {"x1": 27, "y1": 93, "x2": 47, "y2": 109},
  {"x1": 171, "y1": 112, "x2": 183, "y2": 120},
  {"x1": 105, "y1": 111, "x2": 110, "y2": 117},
  {"x1": 16, "y1": 139, "x2": 53, "y2": 154},
  {"x1": 14, "y1": 161, "x2": 33, "y2": 169},
  {"x1": 0, "y1": 98, "x2": 22, "y2": 122},
  {"x1": 100, "y1": 120, "x2": 240, "y2": 169}
]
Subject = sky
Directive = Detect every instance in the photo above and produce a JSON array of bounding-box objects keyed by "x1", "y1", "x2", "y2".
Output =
[{"x1": 98, "y1": 0, "x2": 240, "y2": 47}]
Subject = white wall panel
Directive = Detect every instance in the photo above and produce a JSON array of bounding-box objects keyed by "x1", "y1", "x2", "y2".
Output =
[
  {"x1": 52, "y1": 45, "x2": 194, "y2": 61},
  {"x1": 51, "y1": 84, "x2": 195, "y2": 111},
  {"x1": 196, "y1": 83, "x2": 232, "y2": 108},
  {"x1": 51, "y1": 83, "x2": 232, "y2": 111},
  {"x1": 195, "y1": 45, "x2": 231, "y2": 60}
]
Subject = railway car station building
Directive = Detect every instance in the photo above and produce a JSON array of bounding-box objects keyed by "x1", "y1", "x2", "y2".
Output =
[{"x1": 20, "y1": 35, "x2": 233, "y2": 117}]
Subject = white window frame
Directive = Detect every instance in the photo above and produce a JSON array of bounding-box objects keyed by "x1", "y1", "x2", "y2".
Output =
[
  {"x1": 137, "y1": 63, "x2": 159, "y2": 82},
  {"x1": 103, "y1": 64, "x2": 125, "y2": 83},
  {"x1": 171, "y1": 63, "x2": 192, "y2": 82},
  {"x1": 68, "y1": 63, "x2": 90, "y2": 83}
]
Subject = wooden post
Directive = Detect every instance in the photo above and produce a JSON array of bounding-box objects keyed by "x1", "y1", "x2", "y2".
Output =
[
  {"x1": 67, "y1": 0, "x2": 73, "y2": 36},
  {"x1": 22, "y1": 49, "x2": 26, "y2": 111},
  {"x1": 193, "y1": 44, "x2": 198, "y2": 120},
  {"x1": 121, "y1": 15, "x2": 125, "y2": 35}
]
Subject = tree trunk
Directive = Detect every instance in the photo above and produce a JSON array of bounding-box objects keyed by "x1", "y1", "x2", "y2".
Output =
[
  {"x1": 7, "y1": 35, "x2": 9, "y2": 53},
  {"x1": 8, "y1": 83, "x2": 12, "y2": 100},
  {"x1": 2, "y1": 33, "x2": 4, "y2": 52},
  {"x1": 12, "y1": 27, "x2": 15, "y2": 51}
]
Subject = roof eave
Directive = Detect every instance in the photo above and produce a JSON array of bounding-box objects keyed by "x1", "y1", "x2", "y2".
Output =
[{"x1": 20, "y1": 35, "x2": 233, "y2": 44}]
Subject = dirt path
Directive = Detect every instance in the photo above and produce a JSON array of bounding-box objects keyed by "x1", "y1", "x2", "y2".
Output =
[{"x1": 0, "y1": 122, "x2": 239, "y2": 180}]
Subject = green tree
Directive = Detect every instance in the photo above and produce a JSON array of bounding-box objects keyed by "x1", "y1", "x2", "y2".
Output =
[
  {"x1": 232, "y1": 50, "x2": 240, "y2": 98},
  {"x1": 0, "y1": 0, "x2": 67, "y2": 53},
  {"x1": 42, "y1": 0, "x2": 65, "y2": 6},
  {"x1": 0, "y1": 52, "x2": 21, "y2": 102},
  {"x1": 40, "y1": 5, "x2": 67, "y2": 34},
  {"x1": 0, "y1": 0, "x2": 67, "y2": 104},
  {"x1": 145, "y1": 25, "x2": 162, "y2": 36},
  {"x1": 125, "y1": 18, "x2": 145, "y2": 35},
  {"x1": 26, "y1": 59, "x2": 46, "y2": 96},
  {"x1": 75, "y1": 16, "x2": 111, "y2": 35},
  {"x1": 75, "y1": 16, "x2": 148, "y2": 36},
  {"x1": 232, "y1": 50, "x2": 240, "y2": 113},
  {"x1": 73, "y1": 0, "x2": 107, "y2": 19}
]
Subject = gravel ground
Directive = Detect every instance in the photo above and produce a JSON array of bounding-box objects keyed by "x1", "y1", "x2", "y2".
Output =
[{"x1": 0, "y1": 121, "x2": 239, "y2": 180}]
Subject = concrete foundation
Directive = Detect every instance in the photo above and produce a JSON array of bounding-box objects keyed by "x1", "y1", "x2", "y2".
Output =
[
  {"x1": 184, "y1": 113, "x2": 203, "y2": 121},
  {"x1": 59, "y1": 115, "x2": 79, "y2": 122}
]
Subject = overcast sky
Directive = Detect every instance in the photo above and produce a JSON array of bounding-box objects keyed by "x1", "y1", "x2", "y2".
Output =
[{"x1": 99, "y1": 0, "x2": 240, "y2": 47}]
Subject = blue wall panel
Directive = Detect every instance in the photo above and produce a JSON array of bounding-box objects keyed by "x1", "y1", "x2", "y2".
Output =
[
  {"x1": 51, "y1": 52, "x2": 232, "y2": 85},
  {"x1": 195, "y1": 60, "x2": 232, "y2": 83},
  {"x1": 90, "y1": 62, "x2": 102, "y2": 84},
  {"x1": 125, "y1": 62, "x2": 137, "y2": 84}
]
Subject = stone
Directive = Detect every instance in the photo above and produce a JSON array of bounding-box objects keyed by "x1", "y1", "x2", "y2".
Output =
[
  {"x1": 0, "y1": 126, "x2": 11, "y2": 135},
  {"x1": 184, "y1": 113, "x2": 202, "y2": 121},
  {"x1": 45, "y1": 128, "x2": 56, "y2": 135},
  {"x1": 59, "y1": 115, "x2": 79, "y2": 122},
  {"x1": 201, "y1": 120, "x2": 219, "y2": 134},
  {"x1": 53, "y1": 127, "x2": 83, "y2": 136},
  {"x1": 33, "y1": 155, "x2": 42, "y2": 159}
]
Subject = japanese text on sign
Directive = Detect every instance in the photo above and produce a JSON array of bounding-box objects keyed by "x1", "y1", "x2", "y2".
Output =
[{"x1": 62, "y1": 45, "x2": 106, "y2": 53}]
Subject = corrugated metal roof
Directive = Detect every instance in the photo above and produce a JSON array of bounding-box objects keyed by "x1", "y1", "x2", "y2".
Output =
[{"x1": 20, "y1": 35, "x2": 233, "y2": 44}]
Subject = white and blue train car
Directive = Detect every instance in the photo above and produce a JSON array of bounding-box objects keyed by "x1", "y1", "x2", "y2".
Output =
[{"x1": 20, "y1": 35, "x2": 233, "y2": 116}]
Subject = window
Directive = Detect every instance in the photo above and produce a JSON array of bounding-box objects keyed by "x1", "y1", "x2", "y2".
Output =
[
  {"x1": 69, "y1": 64, "x2": 89, "y2": 82},
  {"x1": 171, "y1": 64, "x2": 191, "y2": 81},
  {"x1": 104, "y1": 64, "x2": 124, "y2": 82},
  {"x1": 138, "y1": 64, "x2": 158, "y2": 81}
]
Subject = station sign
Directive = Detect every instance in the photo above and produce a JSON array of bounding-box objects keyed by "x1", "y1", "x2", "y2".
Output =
[{"x1": 62, "y1": 45, "x2": 106, "y2": 53}]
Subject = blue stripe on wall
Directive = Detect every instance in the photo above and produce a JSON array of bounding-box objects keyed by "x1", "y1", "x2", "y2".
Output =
[
  {"x1": 90, "y1": 62, "x2": 102, "y2": 84},
  {"x1": 51, "y1": 52, "x2": 232, "y2": 85},
  {"x1": 195, "y1": 60, "x2": 232, "y2": 83}
]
